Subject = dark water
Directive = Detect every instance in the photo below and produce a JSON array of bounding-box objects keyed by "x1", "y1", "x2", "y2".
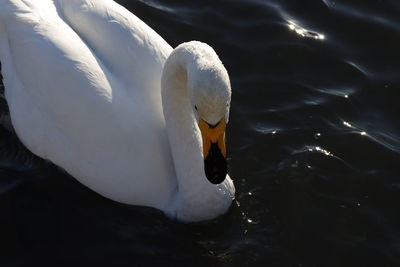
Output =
[{"x1": 1, "y1": 0, "x2": 400, "y2": 266}]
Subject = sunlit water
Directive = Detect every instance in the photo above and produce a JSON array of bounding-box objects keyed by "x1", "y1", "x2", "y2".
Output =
[{"x1": 1, "y1": 0, "x2": 399, "y2": 266}]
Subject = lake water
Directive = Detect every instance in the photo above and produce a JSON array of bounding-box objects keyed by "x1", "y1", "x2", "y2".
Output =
[{"x1": 1, "y1": 0, "x2": 399, "y2": 266}]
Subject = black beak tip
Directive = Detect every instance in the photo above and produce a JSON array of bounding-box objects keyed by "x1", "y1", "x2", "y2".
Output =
[
  {"x1": 204, "y1": 142, "x2": 228, "y2": 184},
  {"x1": 206, "y1": 170, "x2": 227, "y2": 184}
]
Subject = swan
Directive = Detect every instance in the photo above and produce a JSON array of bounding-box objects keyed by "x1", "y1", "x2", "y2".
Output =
[{"x1": 0, "y1": 0, "x2": 235, "y2": 222}]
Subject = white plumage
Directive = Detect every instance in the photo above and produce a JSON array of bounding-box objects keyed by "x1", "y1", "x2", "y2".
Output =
[{"x1": 0, "y1": 0, "x2": 234, "y2": 222}]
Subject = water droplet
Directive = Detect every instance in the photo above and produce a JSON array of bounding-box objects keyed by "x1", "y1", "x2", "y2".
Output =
[
  {"x1": 291, "y1": 160, "x2": 299, "y2": 167},
  {"x1": 360, "y1": 131, "x2": 367, "y2": 136},
  {"x1": 235, "y1": 200, "x2": 241, "y2": 207},
  {"x1": 344, "y1": 94, "x2": 349, "y2": 98}
]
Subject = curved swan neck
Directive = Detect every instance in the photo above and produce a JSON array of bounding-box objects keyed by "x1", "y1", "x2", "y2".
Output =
[{"x1": 161, "y1": 43, "x2": 205, "y2": 192}]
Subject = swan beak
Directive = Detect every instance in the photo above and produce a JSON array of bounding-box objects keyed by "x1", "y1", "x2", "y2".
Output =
[{"x1": 198, "y1": 119, "x2": 228, "y2": 184}]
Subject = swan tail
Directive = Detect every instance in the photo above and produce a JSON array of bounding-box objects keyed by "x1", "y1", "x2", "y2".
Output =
[
  {"x1": 0, "y1": 69, "x2": 13, "y2": 133},
  {"x1": 0, "y1": 3, "x2": 18, "y2": 133}
]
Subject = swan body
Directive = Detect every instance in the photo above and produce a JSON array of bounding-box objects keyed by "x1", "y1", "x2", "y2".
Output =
[{"x1": 0, "y1": 0, "x2": 234, "y2": 222}]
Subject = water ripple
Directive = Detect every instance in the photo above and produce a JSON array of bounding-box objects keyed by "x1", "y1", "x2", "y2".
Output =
[{"x1": 322, "y1": 0, "x2": 400, "y2": 31}]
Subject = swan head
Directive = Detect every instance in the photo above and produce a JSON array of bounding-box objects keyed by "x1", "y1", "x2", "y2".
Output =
[{"x1": 185, "y1": 42, "x2": 231, "y2": 185}]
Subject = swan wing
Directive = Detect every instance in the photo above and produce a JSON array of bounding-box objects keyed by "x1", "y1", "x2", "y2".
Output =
[
  {"x1": 0, "y1": 0, "x2": 177, "y2": 209},
  {"x1": 1, "y1": 0, "x2": 116, "y2": 152},
  {"x1": 58, "y1": 0, "x2": 172, "y2": 90}
]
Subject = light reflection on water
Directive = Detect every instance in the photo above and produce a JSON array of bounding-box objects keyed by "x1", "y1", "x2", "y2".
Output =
[{"x1": 287, "y1": 21, "x2": 325, "y2": 40}]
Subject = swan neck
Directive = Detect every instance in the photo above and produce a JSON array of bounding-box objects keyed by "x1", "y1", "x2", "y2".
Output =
[{"x1": 161, "y1": 47, "x2": 203, "y2": 188}]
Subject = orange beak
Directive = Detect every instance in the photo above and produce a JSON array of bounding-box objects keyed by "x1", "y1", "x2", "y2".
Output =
[
  {"x1": 198, "y1": 119, "x2": 227, "y2": 184},
  {"x1": 198, "y1": 118, "x2": 226, "y2": 158}
]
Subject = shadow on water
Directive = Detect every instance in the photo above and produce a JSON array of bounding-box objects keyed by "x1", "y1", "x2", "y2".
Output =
[{"x1": 1, "y1": 0, "x2": 400, "y2": 266}]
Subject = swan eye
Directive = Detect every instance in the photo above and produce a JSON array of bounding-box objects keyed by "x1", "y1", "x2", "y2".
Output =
[{"x1": 195, "y1": 105, "x2": 198, "y2": 111}]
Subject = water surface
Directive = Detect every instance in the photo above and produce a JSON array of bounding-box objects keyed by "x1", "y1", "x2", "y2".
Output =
[{"x1": 1, "y1": 0, "x2": 399, "y2": 266}]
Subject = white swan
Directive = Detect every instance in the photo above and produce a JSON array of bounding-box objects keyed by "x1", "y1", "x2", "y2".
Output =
[{"x1": 0, "y1": 0, "x2": 235, "y2": 222}]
